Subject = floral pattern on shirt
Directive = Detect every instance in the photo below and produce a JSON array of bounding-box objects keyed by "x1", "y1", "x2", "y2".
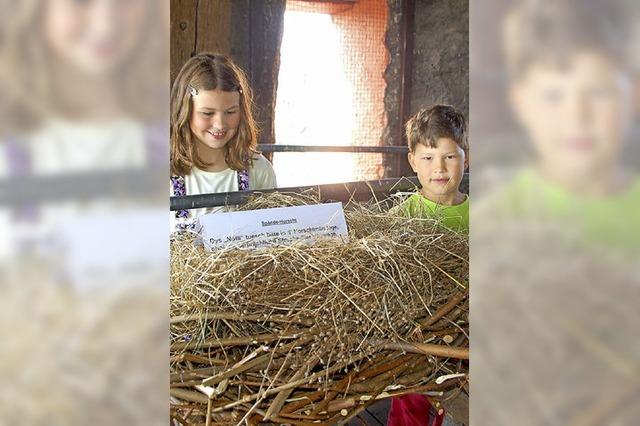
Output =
[{"x1": 171, "y1": 169, "x2": 250, "y2": 232}]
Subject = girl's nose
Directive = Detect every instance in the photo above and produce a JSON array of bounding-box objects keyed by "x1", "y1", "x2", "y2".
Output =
[{"x1": 212, "y1": 113, "x2": 226, "y2": 129}]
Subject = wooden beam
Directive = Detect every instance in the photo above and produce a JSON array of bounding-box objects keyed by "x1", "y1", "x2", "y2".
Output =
[
  {"x1": 397, "y1": 0, "x2": 415, "y2": 177},
  {"x1": 170, "y1": 0, "x2": 198, "y2": 86},
  {"x1": 196, "y1": 0, "x2": 232, "y2": 55}
]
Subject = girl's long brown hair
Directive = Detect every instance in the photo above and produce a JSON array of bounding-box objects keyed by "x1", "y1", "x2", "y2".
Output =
[{"x1": 170, "y1": 53, "x2": 259, "y2": 176}]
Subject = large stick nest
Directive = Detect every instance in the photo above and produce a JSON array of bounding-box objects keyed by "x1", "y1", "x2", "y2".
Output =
[{"x1": 170, "y1": 193, "x2": 469, "y2": 425}]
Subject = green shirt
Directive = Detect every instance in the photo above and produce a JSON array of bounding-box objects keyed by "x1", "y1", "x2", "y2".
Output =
[
  {"x1": 491, "y1": 169, "x2": 640, "y2": 257},
  {"x1": 397, "y1": 193, "x2": 469, "y2": 234}
]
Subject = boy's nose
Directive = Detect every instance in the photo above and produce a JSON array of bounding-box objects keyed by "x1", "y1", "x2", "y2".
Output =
[
  {"x1": 567, "y1": 92, "x2": 590, "y2": 127},
  {"x1": 434, "y1": 157, "x2": 446, "y2": 171}
]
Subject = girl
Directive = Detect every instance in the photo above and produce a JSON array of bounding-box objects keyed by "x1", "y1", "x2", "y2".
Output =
[{"x1": 170, "y1": 53, "x2": 277, "y2": 231}]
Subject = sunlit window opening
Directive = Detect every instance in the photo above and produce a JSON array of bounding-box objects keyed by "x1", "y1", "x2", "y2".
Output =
[{"x1": 274, "y1": 10, "x2": 357, "y2": 187}]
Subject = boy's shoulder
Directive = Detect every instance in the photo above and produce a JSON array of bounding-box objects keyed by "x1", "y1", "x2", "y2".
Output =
[
  {"x1": 393, "y1": 192, "x2": 469, "y2": 233},
  {"x1": 394, "y1": 192, "x2": 469, "y2": 218},
  {"x1": 389, "y1": 192, "x2": 423, "y2": 217},
  {"x1": 402, "y1": 192, "x2": 431, "y2": 213}
]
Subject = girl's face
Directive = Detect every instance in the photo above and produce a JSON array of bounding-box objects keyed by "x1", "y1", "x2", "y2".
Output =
[
  {"x1": 189, "y1": 89, "x2": 242, "y2": 152},
  {"x1": 43, "y1": 0, "x2": 148, "y2": 74}
]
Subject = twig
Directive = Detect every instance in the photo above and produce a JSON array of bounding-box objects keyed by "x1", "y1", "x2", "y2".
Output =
[
  {"x1": 171, "y1": 311, "x2": 313, "y2": 327},
  {"x1": 377, "y1": 340, "x2": 469, "y2": 359},
  {"x1": 170, "y1": 388, "x2": 209, "y2": 404},
  {"x1": 420, "y1": 288, "x2": 469, "y2": 329},
  {"x1": 171, "y1": 332, "x2": 301, "y2": 351}
]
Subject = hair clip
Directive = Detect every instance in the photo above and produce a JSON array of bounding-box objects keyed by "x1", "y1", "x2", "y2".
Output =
[
  {"x1": 187, "y1": 84, "x2": 198, "y2": 97},
  {"x1": 238, "y1": 87, "x2": 243, "y2": 95}
]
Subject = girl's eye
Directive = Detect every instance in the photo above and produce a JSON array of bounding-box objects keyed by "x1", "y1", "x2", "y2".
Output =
[
  {"x1": 226, "y1": 110, "x2": 239, "y2": 115},
  {"x1": 201, "y1": 112, "x2": 214, "y2": 117}
]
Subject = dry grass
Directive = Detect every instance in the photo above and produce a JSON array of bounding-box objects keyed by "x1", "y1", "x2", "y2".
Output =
[{"x1": 170, "y1": 193, "x2": 469, "y2": 425}]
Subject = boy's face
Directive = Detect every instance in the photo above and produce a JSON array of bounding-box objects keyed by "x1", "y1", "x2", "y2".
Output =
[
  {"x1": 408, "y1": 138, "x2": 468, "y2": 203},
  {"x1": 510, "y1": 51, "x2": 634, "y2": 184}
]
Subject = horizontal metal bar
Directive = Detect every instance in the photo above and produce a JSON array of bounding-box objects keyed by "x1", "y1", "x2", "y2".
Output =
[
  {"x1": 0, "y1": 169, "x2": 168, "y2": 207},
  {"x1": 170, "y1": 174, "x2": 469, "y2": 211},
  {"x1": 171, "y1": 177, "x2": 418, "y2": 211},
  {"x1": 303, "y1": 0, "x2": 357, "y2": 4},
  {"x1": 1, "y1": 169, "x2": 469, "y2": 210},
  {"x1": 258, "y1": 144, "x2": 409, "y2": 154}
]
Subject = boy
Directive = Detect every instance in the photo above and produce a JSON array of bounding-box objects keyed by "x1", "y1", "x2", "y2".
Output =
[
  {"x1": 388, "y1": 104, "x2": 469, "y2": 426},
  {"x1": 396, "y1": 104, "x2": 469, "y2": 234}
]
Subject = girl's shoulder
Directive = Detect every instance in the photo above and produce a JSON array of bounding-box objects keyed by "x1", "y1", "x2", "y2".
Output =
[
  {"x1": 250, "y1": 153, "x2": 275, "y2": 171},
  {"x1": 248, "y1": 153, "x2": 277, "y2": 189},
  {"x1": 251, "y1": 152, "x2": 270, "y2": 163}
]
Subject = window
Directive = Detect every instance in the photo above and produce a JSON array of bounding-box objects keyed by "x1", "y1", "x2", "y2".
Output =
[{"x1": 274, "y1": 0, "x2": 388, "y2": 186}]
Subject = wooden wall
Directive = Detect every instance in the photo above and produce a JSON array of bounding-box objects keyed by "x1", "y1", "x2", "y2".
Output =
[{"x1": 169, "y1": 0, "x2": 232, "y2": 86}]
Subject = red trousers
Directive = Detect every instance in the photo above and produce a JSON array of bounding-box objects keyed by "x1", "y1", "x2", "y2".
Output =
[{"x1": 388, "y1": 394, "x2": 445, "y2": 426}]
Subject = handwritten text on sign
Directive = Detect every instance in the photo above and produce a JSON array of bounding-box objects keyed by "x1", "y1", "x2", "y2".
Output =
[{"x1": 197, "y1": 202, "x2": 349, "y2": 251}]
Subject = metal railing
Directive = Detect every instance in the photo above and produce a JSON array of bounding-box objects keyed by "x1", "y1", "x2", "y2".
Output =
[
  {"x1": 0, "y1": 168, "x2": 167, "y2": 207},
  {"x1": 257, "y1": 144, "x2": 409, "y2": 154},
  {"x1": 171, "y1": 174, "x2": 469, "y2": 211}
]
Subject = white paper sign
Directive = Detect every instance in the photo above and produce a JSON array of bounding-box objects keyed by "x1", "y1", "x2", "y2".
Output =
[
  {"x1": 197, "y1": 202, "x2": 349, "y2": 251},
  {"x1": 53, "y1": 209, "x2": 169, "y2": 289}
]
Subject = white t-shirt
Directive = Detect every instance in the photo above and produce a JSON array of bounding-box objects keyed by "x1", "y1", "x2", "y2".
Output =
[
  {"x1": 29, "y1": 117, "x2": 146, "y2": 174},
  {"x1": 170, "y1": 154, "x2": 277, "y2": 231}
]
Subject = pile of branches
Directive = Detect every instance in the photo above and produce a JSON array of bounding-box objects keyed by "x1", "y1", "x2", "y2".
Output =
[{"x1": 170, "y1": 194, "x2": 469, "y2": 425}]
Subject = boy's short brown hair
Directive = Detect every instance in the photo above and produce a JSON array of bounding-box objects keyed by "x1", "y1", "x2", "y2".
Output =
[
  {"x1": 405, "y1": 105, "x2": 468, "y2": 153},
  {"x1": 504, "y1": 0, "x2": 630, "y2": 81}
]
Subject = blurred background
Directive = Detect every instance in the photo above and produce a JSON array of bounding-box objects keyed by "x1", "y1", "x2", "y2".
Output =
[
  {"x1": 0, "y1": 0, "x2": 169, "y2": 424},
  {"x1": 470, "y1": 0, "x2": 640, "y2": 424}
]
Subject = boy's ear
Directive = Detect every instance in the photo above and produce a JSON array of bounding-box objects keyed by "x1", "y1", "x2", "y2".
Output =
[
  {"x1": 408, "y1": 152, "x2": 417, "y2": 172},
  {"x1": 464, "y1": 152, "x2": 469, "y2": 171}
]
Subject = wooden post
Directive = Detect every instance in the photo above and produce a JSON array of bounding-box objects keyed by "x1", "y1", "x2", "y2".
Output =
[{"x1": 170, "y1": 0, "x2": 197, "y2": 86}]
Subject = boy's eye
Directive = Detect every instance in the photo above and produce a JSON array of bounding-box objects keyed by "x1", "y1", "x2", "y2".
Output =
[
  {"x1": 422, "y1": 156, "x2": 432, "y2": 160},
  {"x1": 446, "y1": 155, "x2": 456, "y2": 159}
]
